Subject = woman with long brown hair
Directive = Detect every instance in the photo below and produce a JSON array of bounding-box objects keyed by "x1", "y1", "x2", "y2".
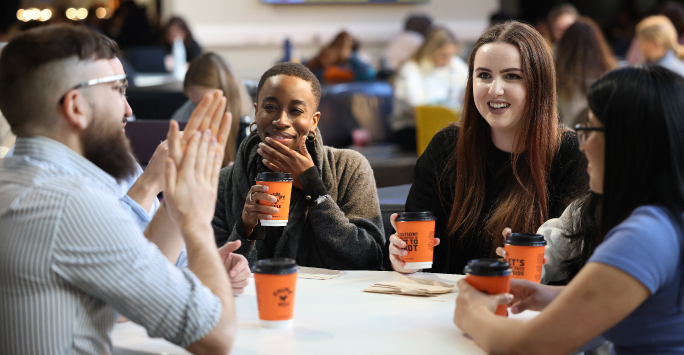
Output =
[
  {"x1": 170, "y1": 52, "x2": 253, "y2": 165},
  {"x1": 556, "y1": 17, "x2": 617, "y2": 128},
  {"x1": 388, "y1": 21, "x2": 587, "y2": 274}
]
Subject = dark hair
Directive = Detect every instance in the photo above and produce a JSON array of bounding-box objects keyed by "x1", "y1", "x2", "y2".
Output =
[
  {"x1": 185, "y1": 52, "x2": 243, "y2": 163},
  {"x1": 444, "y1": 21, "x2": 561, "y2": 256},
  {"x1": 100, "y1": 35, "x2": 120, "y2": 59},
  {"x1": 306, "y1": 31, "x2": 357, "y2": 70},
  {"x1": 256, "y1": 62, "x2": 322, "y2": 109},
  {"x1": 556, "y1": 17, "x2": 616, "y2": 100},
  {"x1": 0, "y1": 24, "x2": 110, "y2": 134},
  {"x1": 163, "y1": 16, "x2": 195, "y2": 49},
  {"x1": 588, "y1": 65, "x2": 684, "y2": 307},
  {"x1": 405, "y1": 14, "x2": 433, "y2": 36}
]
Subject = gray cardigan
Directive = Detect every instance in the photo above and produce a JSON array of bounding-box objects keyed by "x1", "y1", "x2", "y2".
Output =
[{"x1": 212, "y1": 128, "x2": 385, "y2": 270}]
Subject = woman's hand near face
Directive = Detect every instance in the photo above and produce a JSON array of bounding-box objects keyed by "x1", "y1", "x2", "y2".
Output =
[
  {"x1": 258, "y1": 136, "x2": 315, "y2": 190},
  {"x1": 241, "y1": 184, "x2": 279, "y2": 237},
  {"x1": 388, "y1": 213, "x2": 441, "y2": 274}
]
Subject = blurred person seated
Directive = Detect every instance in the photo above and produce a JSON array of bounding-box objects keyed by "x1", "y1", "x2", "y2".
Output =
[
  {"x1": 546, "y1": 3, "x2": 579, "y2": 45},
  {"x1": 383, "y1": 14, "x2": 433, "y2": 71},
  {"x1": 108, "y1": 0, "x2": 155, "y2": 49},
  {"x1": 306, "y1": 31, "x2": 376, "y2": 84},
  {"x1": 636, "y1": 15, "x2": 684, "y2": 78},
  {"x1": 162, "y1": 16, "x2": 203, "y2": 65},
  {"x1": 0, "y1": 25, "x2": 237, "y2": 354},
  {"x1": 390, "y1": 26, "x2": 468, "y2": 151},
  {"x1": 555, "y1": 17, "x2": 617, "y2": 128},
  {"x1": 213, "y1": 62, "x2": 385, "y2": 270},
  {"x1": 626, "y1": 1, "x2": 684, "y2": 64},
  {"x1": 170, "y1": 52, "x2": 253, "y2": 165}
]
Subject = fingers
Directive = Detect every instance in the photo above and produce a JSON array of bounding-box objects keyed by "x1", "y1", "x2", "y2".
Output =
[
  {"x1": 502, "y1": 227, "x2": 512, "y2": 239},
  {"x1": 457, "y1": 279, "x2": 471, "y2": 293},
  {"x1": 390, "y1": 213, "x2": 398, "y2": 231},
  {"x1": 204, "y1": 137, "x2": 219, "y2": 181},
  {"x1": 298, "y1": 136, "x2": 310, "y2": 159},
  {"x1": 263, "y1": 137, "x2": 295, "y2": 156},
  {"x1": 181, "y1": 132, "x2": 201, "y2": 173},
  {"x1": 496, "y1": 247, "x2": 507, "y2": 259},
  {"x1": 433, "y1": 237, "x2": 441, "y2": 247},
  {"x1": 164, "y1": 157, "x2": 177, "y2": 196},
  {"x1": 184, "y1": 91, "x2": 218, "y2": 137},
  {"x1": 195, "y1": 130, "x2": 211, "y2": 176},
  {"x1": 388, "y1": 234, "x2": 407, "y2": 268},
  {"x1": 167, "y1": 120, "x2": 182, "y2": 166},
  {"x1": 208, "y1": 96, "x2": 227, "y2": 136},
  {"x1": 216, "y1": 112, "x2": 232, "y2": 153},
  {"x1": 543, "y1": 255, "x2": 549, "y2": 265}
]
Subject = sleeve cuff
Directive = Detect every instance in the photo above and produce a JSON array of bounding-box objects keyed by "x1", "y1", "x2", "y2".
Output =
[
  {"x1": 235, "y1": 218, "x2": 265, "y2": 241},
  {"x1": 298, "y1": 166, "x2": 328, "y2": 201}
]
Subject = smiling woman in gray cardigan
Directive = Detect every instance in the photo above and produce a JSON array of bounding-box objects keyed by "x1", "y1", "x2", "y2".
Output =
[{"x1": 212, "y1": 62, "x2": 384, "y2": 270}]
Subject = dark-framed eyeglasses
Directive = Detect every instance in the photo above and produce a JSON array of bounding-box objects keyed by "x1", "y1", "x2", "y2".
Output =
[
  {"x1": 58, "y1": 74, "x2": 127, "y2": 104},
  {"x1": 574, "y1": 123, "x2": 604, "y2": 145}
]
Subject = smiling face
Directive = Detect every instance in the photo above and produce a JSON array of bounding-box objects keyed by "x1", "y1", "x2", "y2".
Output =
[
  {"x1": 580, "y1": 110, "x2": 605, "y2": 194},
  {"x1": 254, "y1": 74, "x2": 320, "y2": 150},
  {"x1": 472, "y1": 42, "x2": 527, "y2": 143}
]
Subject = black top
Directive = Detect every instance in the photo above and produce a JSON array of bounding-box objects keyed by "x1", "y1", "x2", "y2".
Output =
[{"x1": 406, "y1": 125, "x2": 588, "y2": 274}]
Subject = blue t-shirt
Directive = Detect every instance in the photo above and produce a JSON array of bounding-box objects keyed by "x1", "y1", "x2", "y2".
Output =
[{"x1": 588, "y1": 206, "x2": 684, "y2": 354}]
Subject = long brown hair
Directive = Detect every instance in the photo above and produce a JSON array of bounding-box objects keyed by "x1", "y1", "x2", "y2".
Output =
[
  {"x1": 445, "y1": 21, "x2": 561, "y2": 257},
  {"x1": 556, "y1": 17, "x2": 617, "y2": 99},
  {"x1": 184, "y1": 52, "x2": 244, "y2": 164}
]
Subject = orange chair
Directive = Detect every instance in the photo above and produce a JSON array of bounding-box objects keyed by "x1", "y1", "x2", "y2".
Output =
[{"x1": 414, "y1": 105, "x2": 460, "y2": 156}]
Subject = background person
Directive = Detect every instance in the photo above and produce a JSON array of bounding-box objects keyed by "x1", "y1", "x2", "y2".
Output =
[
  {"x1": 170, "y1": 52, "x2": 254, "y2": 166},
  {"x1": 213, "y1": 62, "x2": 385, "y2": 270},
  {"x1": 390, "y1": 26, "x2": 468, "y2": 151},
  {"x1": 306, "y1": 31, "x2": 376, "y2": 84},
  {"x1": 388, "y1": 21, "x2": 587, "y2": 275},
  {"x1": 383, "y1": 14, "x2": 433, "y2": 71},
  {"x1": 636, "y1": 15, "x2": 684, "y2": 78},
  {"x1": 555, "y1": 17, "x2": 617, "y2": 128},
  {"x1": 455, "y1": 65, "x2": 684, "y2": 355}
]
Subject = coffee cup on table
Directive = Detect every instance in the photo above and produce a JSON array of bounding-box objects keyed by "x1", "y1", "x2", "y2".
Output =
[
  {"x1": 395, "y1": 211, "x2": 436, "y2": 269},
  {"x1": 256, "y1": 172, "x2": 293, "y2": 227},
  {"x1": 504, "y1": 233, "x2": 547, "y2": 283},
  {"x1": 464, "y1": 259, "x2": 512, "y2": 317},
  {"x1": 253, "y1": 258, "x2": 298, "y2": 328}
]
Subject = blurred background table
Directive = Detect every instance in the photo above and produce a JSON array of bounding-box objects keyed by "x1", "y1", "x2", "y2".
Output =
[{"x1": 112, "y1": 271, "x2": 496, "y2": 355}]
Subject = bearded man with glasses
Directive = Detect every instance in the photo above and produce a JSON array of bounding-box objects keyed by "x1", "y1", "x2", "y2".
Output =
[{"x1": 0, "y1": 25, "x2": 236, "y2": 354}]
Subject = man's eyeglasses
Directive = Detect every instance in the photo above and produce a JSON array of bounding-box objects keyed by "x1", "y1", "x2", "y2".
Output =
[
  {"x1": 59, "y1": 74, "x2": 127, "y2": 104},
  {"x1": 574, "y1": 123, "x2": 604, "y2": 145}
]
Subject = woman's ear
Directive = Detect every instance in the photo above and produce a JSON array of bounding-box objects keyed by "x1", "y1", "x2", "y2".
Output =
[{"x1": 310, "y1": 111, "x2": 321, "y2": 132}]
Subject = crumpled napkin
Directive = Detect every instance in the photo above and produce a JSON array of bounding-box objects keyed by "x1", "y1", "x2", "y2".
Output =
[
  {"x1": 364, "y1": 275, "x2": 456, "y2": 296},
  {"x1": 298, "y1": 267, "x2": 344, "y2": 280}
]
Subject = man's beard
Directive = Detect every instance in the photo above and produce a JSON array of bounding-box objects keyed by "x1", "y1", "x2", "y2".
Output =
[{"x1": 81, "y1": 113, "x2": 137, "y2": 182}]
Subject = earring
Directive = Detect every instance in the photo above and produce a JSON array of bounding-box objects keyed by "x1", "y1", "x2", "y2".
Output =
[
  {"x1": 249, "y1": 122, "x2": 258, "y2": 135},
  {"x1": 307, "y1": 130, "x2": 316, "y2": 142}
]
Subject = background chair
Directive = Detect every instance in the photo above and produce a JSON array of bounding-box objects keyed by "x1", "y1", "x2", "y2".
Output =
[
  {"x1": 124, "y1": 120, "x2": 187, "y2": 165},
  {"x1": 414, "y1": 105, "x2": 459, "y2": 156}
]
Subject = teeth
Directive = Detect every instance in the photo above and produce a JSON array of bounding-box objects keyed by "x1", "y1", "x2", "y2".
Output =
[{"x1": 489, "y1": 102, "x2": 510, "y2": 109}]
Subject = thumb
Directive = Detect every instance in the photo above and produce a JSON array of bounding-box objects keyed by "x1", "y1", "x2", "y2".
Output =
[
  {"x1": 222, "y1": 240, "x2": 242, "y2": 254},
  {"x1": 493, "y1": 293, "x2": 514, "y2": 308},
  {"x1": 164, "y1": 157, "x2": 177, "y2": 196},
  {"x1": 299, "y1": 136, "x2": 310, "y2": 158}
]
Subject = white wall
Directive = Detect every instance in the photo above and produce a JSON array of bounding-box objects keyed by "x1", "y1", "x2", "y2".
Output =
[{"x1": 162, "y1": 0, "x2": 498, "y2": 79}]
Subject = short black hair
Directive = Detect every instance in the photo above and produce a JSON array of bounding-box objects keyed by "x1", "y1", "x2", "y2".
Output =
[{"x1": 256, "y1": 62, "x2": 322, "y2": 109}]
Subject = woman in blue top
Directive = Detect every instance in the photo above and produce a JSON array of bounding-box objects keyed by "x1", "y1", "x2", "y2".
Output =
[{"x1": 454, "y1": 65, "x2": 684, "y2": 354}]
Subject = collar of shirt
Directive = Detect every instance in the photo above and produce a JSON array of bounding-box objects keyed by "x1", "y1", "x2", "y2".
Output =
[{"x1": 11, "y1": 136, "x2": 118, "y2": 195}]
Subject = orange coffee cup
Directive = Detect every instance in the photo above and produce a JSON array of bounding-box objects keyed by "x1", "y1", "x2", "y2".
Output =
[
  {"x1": 504, "y1": 233, "x2": 547, "y2": 283},
  {"x1": 395, "y1": 212, "x2": 436, "y2": 269},
  {"x1": 253, "y1": 258, "x2": 298, "y2": 328},
  {"x1": 464, "y1": 259, "x2": 511, "y2": 317},
  {"x1": 256, "y1": 172, "x2": 293, "y2": 227}
]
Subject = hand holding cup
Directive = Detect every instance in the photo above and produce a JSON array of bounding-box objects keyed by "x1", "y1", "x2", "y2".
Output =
[{"x1": 388, "y1": 212, "x2": 441, "y2": 274}]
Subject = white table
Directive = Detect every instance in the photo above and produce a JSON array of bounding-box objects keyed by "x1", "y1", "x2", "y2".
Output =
[{"x1": 113, "y1": 271, "x2": 533, "y2": 355}]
